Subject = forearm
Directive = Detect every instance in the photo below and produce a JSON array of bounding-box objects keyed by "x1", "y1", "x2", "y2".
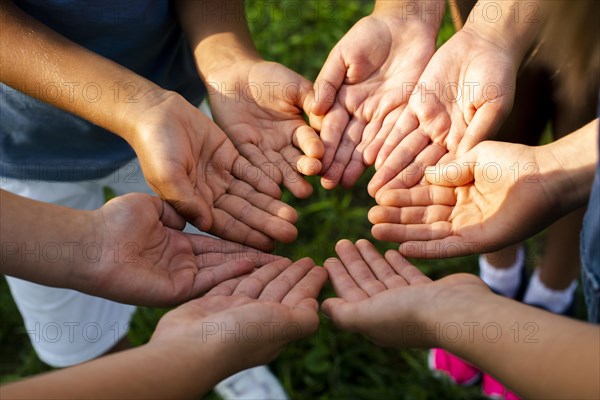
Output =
[
  {"x1": 423, "y1": 289, "x2": 599, "y2": 399},
  {"x1": 0, "y1": 342, "x2": 220, "y2": 399},
  {"x1": 0, "y1": 0, "x2": 165, "y2": 143},
  {"x1": 373, "y1": 0, "x2": 445, "y2": 35},
  {"x1": 537, "y1": 119, "x2": 599, "y2": 214},
  {"x1": 176, "y1": 0, "x2": 260, "y2": 81},
  {"x1": 462, "y1": 0, "x2": 544, "y2": 63},
  {"x1": 0, "y1": 190, "x2": 95, "y2": 288}
]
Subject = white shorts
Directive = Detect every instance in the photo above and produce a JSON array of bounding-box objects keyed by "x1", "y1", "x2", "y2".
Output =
[{"x1": 2, "y1": 103, "x2": 212, "y2": 367}]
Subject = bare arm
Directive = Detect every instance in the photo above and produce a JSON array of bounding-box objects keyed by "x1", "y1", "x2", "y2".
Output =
[
  {"x1": 2, "y1": 257, "x2": 328, "y2": 399},
  {"x1": 323, "y1": 240, "x2": 600, "y2": 399}
]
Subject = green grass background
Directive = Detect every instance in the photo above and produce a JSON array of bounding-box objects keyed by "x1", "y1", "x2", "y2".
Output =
[{"x1": 0, "y1": 1, "x2": 586, "y2": 399}]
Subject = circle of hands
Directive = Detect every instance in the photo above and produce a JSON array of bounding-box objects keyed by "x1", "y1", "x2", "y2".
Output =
[{"x1": 102, "y1": 14, "x2": 553, "y2": 356}]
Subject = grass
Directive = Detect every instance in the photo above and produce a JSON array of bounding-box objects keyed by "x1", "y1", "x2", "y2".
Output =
[{"x1": 0, "y1": 1, "x2": 588, "y2": 399}]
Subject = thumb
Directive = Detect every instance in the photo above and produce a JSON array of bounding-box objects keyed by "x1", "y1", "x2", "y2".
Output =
[
  {"x1": 424, "y1": 149, "x2": 478, "y2": 187},
  {"x1": 311, "y1": 51, "x2": 345, "y2": 117},
  {"x1": 152, "y1": 178, "x2": 213, "y2": 231}
]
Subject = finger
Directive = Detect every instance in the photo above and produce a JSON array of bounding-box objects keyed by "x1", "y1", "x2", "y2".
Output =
[
  {"x1": 384, "y1": 250, "x2": 432, "y2": 285},
  {"x1": 237, "y1": 143, "x2": 284, "y2": 185},
  {"x1": 371, "y1": 221, "x2": 453, "y2": 243},
  {"x1": 372, "y1": 141, "x2": 447, "y2": 195},
  {"x1": 278, "y1": 147, "x2": 316, "y2": 198},
  {"x1": 227, "y1": 179, "x2": 297, "y2": 223},
  {"x1": 368, "y1": 129, "x2": 430, "y2": 197},
  {"x1": 323, "y1": 257, "x2": 369, "y2": 301},
  {"x1": 334, "y1": 239, "x2": 387, "y2": 296},
  {"x1": 354, "y1": 239, "x2": 409, "y2": 289},
  {"x1": 312, "y1": 49, "x2": 346, "y2": 116},
  {"x1": 193, "y1": 259, "x2": 257, "y2": 294},
  {"x1": 456, "y1": 102, "x2": 510, "y2": 155},
  {"x1": 293, "y1": 123, "x2": 325, "y2": 160},
  {"x1": 399, "y1": 237, "x2": 483, "y2": 258},
  {"x1": 186, "y1": 234, "x2": 281, "y2": 266},
  {"x1": 424, "y1": 154, "x2": 477, "y2": 187},
  {"x1": 231, "y1": 154, "x2": 281, "y2": 199},
  {"x1": 153, "y1": 177, "x2": 213, "y2": 231},
  {"x1": 368, "y1": 205, "x2": 453, "y2": 225},
  {"x1": 444, "y1": 107, "x2": 468, "y2": 153},
  {"x1": 259, "y1": 257, "x2": 316, "y2": 302},
  {"x1": 375, "y1": 186, "x2": 456, "y2": 207},
  {"x1": 155, "y1": 198, "x2": 186, "y2": 231},
  {"x1": 214, "y1": 193, "x2": 298, "y2": 243},
  {"x1": 206, "y1": 275, "x2": 247, "y2": 296},
  {"x1": 321, "y1": 117, "x2": 365, "y2": 190},
  {"x1": 232, "y1": 258, "x2": 294, "y2": 298},
  {"x1": 319, "y1": 102, "x2": 351, "y2": 173},
  {"x1": 209, "y1": 208, "x2": 274, "y2": 252},
  {"x1": 282, "y1": 267, "x2": 328, "y2": 308},
  {"x1": 340, "y1": 146, "x2": 367, "y2": 189},
  {"x1": 321, "y1": 298, "x2": 363, "y2": 333},
  {"x1": 375, "y1": 109, "x2": 419, "y2": 169},
  {"x1": 364, "y1": 106, "x2": 405, "y2": 165}
]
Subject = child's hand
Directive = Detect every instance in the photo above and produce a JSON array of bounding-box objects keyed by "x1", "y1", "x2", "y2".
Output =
[
  {"x1": 322, "y1": 239, "x2": 488, "y2": 347},
  {"x1": 369, "y1": 141, "x2": 561, "y2": 257},
  {"x1": 367, "y1": 28, "x2": 518, "y2": 196},
  {"x1": 85, "y1": 193, "x2": 283, "y2": 306},
  {"x1": 310, "y1": 12, "x2": 437, "y2": 190},
  {"x1": 129, "y1": 91, "x2": 298, "y2": 251},
  {"x1": 206, "y1": 60, "x2": 323, "y2": 199},
  {"x1": 150, "y1": 257, "x2": 328, "y2": 378}
]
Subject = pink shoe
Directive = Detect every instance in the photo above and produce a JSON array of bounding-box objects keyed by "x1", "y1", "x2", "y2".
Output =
[
  {"x1": 482, "y1": 373, "x2": 520, "y2": 399},
  {"x1": 428, "y1": 348, "x2": 481, "y2": 386}
]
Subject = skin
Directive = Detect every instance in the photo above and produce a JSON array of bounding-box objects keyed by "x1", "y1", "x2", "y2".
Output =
[
  {"x1": 0, "y1": 189, "x2": 285, "y2": 307},
  {"x1": 323, "y1": 239, "x2": 600, "y2": 399},
  {"x1": 367, "y1": 0, "x2": 544, "y2": 197},
  {"x1": 368, "y1": 119, "x2": 599, "y2": 257},
  {"x1": 0, "y1": 0, "x2": 297, "y2": 251},
  {"x1": 1, "y1": 257, "x2": 328, "y2": 399},
  {"x1": 176, "y1": 0, "x2": 324, "y2": 199},
  {"x1": 309, "y1": 0, "x2": 444, "y2": 190}
]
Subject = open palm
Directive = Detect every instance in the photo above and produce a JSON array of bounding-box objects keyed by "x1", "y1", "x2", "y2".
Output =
[
  {"x1": 310, "y1": 14, "x2": 436, "y2": 189},
  {"x1": 86, "y1": 193, "x2": 281, "y2": 306},
  {"x1": 132, "y1": 92, "x2": 298, "y2": 251},
  {"x1": 207, "y1": 60, "x2": 323, "y2": 199},
  {"x1": 368, "y1": 28, "x2": 517, "y2": 197},
  {"x1": 369, "y1": 141, "x2": 560, "y2": 257}
]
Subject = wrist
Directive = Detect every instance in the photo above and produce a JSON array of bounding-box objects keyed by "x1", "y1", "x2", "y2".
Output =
[
  {"x1": 372, "y1": 0, "x2": 445, "y2": 34},
  {"x1": 115, "y1": 84, "x2": 172, "y2": 143},
  {"x1": 536, "y1": 139, "x2": 596, "y2": 214},
  {"x1": 461, "y1": 1, "x2": 543, "y2": 62},
  {"x1": 372, "y1": 2, "x2": 444, "y2": 40}
]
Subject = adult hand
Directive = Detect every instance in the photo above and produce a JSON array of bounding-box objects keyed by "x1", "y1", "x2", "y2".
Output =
[
  {"x1": 310, "y1": 9, "x2": 438, "y2": 189},
  {"x1": 322, "y1": 239, "x2": 488, "y2": 347},
  {"x1": 85, "y1": 193, "x2": 283, "y2": 306},
  {"x1": 367, "y1": 27, "x2": 518, "y2": 197},
  {"x1": 151, "y1": 256, "x2": 328, "y2": 377},
  {"x1": 369, "y1": 140, "x2": 567, "y2": 257},
  {"x1": 206, "y1": 60, "x2": 323, "y2": 199},
  {"x1": 130, "y1": 91, "x2": 298, "y2": 251}
]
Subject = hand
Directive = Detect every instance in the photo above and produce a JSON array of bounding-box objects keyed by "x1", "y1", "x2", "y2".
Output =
[
  {"x1": 207, "y1": 60, "x2": 323, "y2": 198},
  {"x1": 84, "y1": 193, "x2": 283, "y2": 306},
  {"x1": 130, "y1": 91, "x2": 298, "y2": 251},
  {"x1": 369, "y1": 141, "x2": 563, "y2": 257},
  {"x1": 310, "y1": 13, "x2": 437, "y2": 189},
  {"x1": 151, "y1": 257, "x2": 328, "y2": 377},
  {"x1": 322, "y1": 239, "x2": 488, "y2": 347},
  {"x1": 367, "y1": 27, "x2": 518, "y2": 196}
]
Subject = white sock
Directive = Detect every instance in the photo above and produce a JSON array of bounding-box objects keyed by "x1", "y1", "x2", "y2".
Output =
[
  {"x1": 479, "y1": 246, "x2": 525, "y2": 298},
  {"x1": 523, "y1": 268, "x2": 577, "y2": 314}
]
